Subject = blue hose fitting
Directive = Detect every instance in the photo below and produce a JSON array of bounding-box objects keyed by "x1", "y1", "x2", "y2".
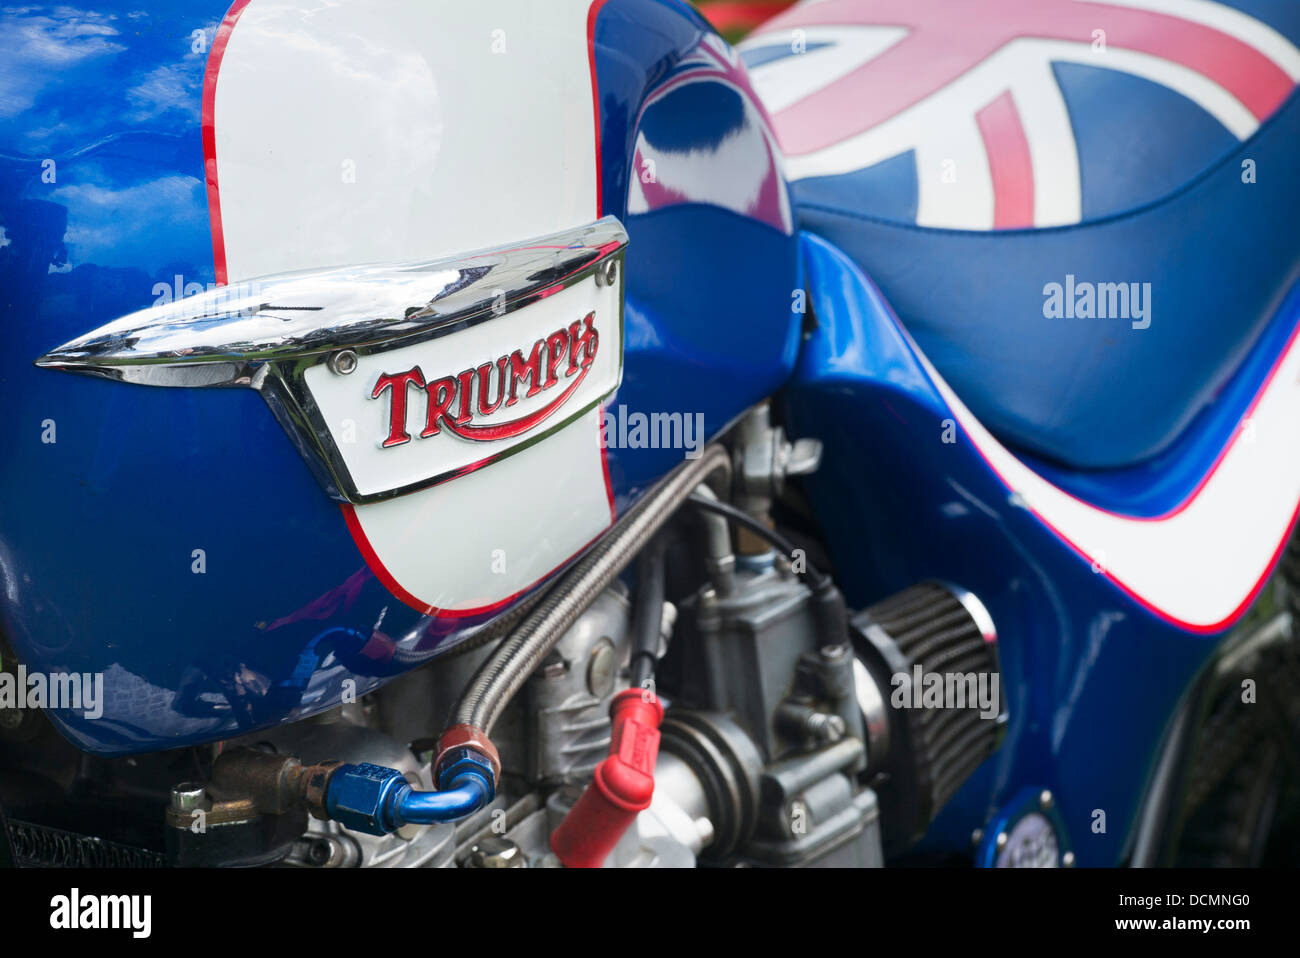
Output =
[{"x1": 324, "y1": 758, "x2": 494, "y2": 836}]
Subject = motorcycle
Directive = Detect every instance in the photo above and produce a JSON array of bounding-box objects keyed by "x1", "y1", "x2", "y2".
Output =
[{"x1": 1, "y1": 0, "x2": 1298, "y2": 869}]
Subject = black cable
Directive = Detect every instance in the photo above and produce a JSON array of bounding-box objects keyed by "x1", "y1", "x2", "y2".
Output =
[
  {"x1": 685, "y1": 492, "x2": 847, "y2": 645},
  {"x1": 623, "y1": 494, "x2": 850, "y2": 687},
  {"x1": 686, "y1": 492, "x2": 830, "y2": 589},
  {"x1": 629, "y1": 535, "x2": 668, "y2": 688}
]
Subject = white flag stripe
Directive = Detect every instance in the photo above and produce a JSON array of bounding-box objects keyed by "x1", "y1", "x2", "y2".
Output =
[
  {"x1": 1024, "y1": 39, "x2": 1259, "y2": 138},
  {"x1": 781, "y1": 35, "x2": 1258, "y2": 230},
  {"x1": 1007, "y1": 55, "x2": 1082, "y2": 227},
  {"x1": 913, "y1": 330, "x2": 1300, "y2": 630},
  {"x1": 915, "y1": 117, "x2": 995, "y2": 229},
  {"x1": 742, "y1": 25, "x2": 909, "y2": 114},
  {"x1": 1085, "y1": 0, "x2": 1300, "y2": 80}
]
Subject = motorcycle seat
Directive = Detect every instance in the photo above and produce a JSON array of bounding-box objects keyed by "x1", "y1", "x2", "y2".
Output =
[{"x1": 742, "y1": 0, "x2": 1300, "y2": 469}]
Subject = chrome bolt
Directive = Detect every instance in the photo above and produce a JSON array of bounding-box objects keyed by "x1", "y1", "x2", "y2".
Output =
[
  {"x1": 971, "y1": 828, "x2": 984, "y2": 847},
  {"x1": 170, "y1": 782, "x2": 206, "y2": 813},
  {"x1": 595, "y1": 259, "x2": 618, "y2": 288},
  {"x1": 468, "y1": 836, "x2": 527, "y2": 868},
  {"x1": 805, "y1": 711, "x2": 847, "y2": 743},
  {"x1": 328, "y1": 349, "x2": 359, "y2": 376},
  {"x1": 308, "y1": 838, "x2": 336, "y2": 867},
  {"x1": 995, "y1": 831, "x2": 1008, "y2": 851},
  {"x1": 306, "y1": 836, "x2": 359, "y2": 868},
  {"x1": 1062, "y1": 851, "x2": 1076, "y2": 867},
  {"x1": 1039, "y1": 789, "x2": 1054, "y2": 811}
]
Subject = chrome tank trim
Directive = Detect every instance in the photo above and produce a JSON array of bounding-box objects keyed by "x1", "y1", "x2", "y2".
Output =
[{"x1": 35, "y1": 217, "x2": 628, "y2": 505}]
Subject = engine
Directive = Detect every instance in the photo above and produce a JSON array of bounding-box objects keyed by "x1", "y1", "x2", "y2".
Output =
[{"x1": 1, "y1": 404, "x2": 1005, "y2": 868}]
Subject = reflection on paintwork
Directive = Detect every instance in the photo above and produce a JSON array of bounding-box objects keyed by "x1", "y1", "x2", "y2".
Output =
[{"x1": 0, "y1": 0, "x2": 804, "y2": 754}]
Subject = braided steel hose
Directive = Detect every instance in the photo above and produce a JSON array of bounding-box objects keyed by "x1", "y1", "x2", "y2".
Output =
[
  {"x1": 448, "y1": 443, "x2": 731, "y2": 739},
  {"x1": 240, "y1": 446, "x2": 733, "y2": 837}
]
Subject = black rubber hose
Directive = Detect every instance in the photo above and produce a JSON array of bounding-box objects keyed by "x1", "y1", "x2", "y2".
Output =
[{"x1": 629, "y1": 535, "x2": 668, "y2": 688}]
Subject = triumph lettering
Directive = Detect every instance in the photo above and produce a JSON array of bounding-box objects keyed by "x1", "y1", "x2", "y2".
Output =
[
  {"x1": 372, "y1": 312, "x2": 599, "y2": 447},
  {"x1": 371, "y1": 367, "x2": 426, "y2": 448}
]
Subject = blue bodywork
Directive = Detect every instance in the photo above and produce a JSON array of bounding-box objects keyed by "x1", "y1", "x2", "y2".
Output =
[
  {"x1": 0, "y1": 0, "x2": 799, "y2": 754},
  {"x1": 784, "y1": 232, "x2": 1298, "y2": 865}
]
